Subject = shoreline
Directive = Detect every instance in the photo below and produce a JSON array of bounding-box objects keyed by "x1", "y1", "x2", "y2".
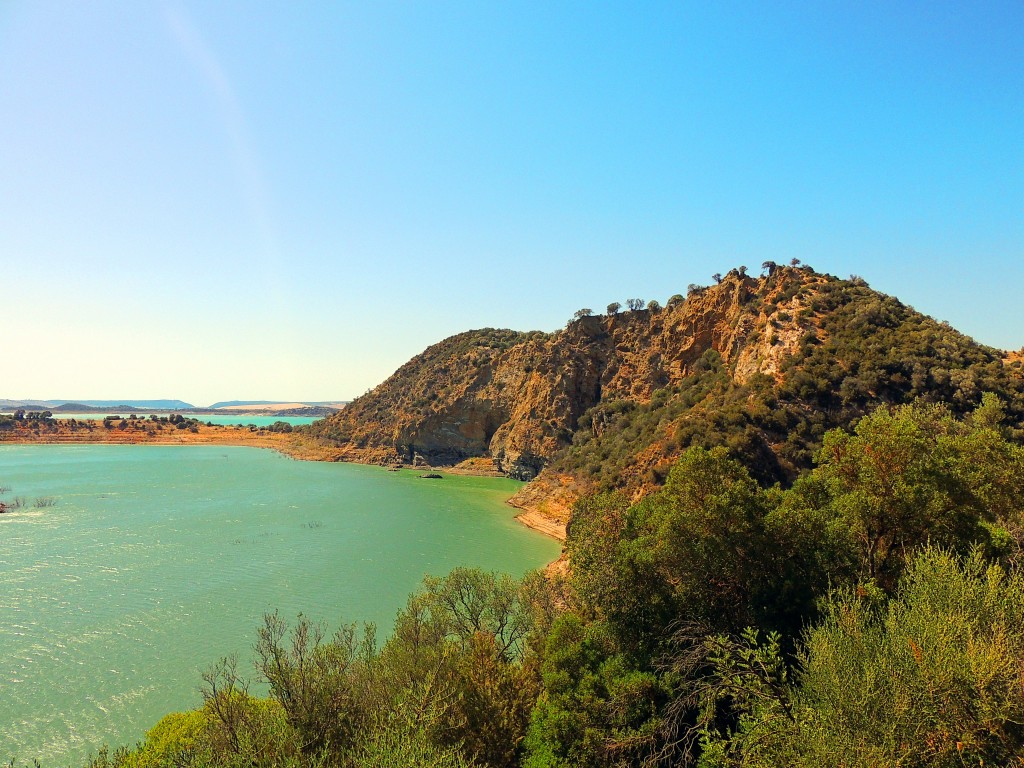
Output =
[
  {"x1": 511, "y1": 508, "x2": 567, "y2": 541},
  {"x1": 0, "y1": 422, "x2": 569, "y2": 549}
]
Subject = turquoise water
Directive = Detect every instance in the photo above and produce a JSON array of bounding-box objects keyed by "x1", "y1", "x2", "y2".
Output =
[
  {"x1": 51, "y1": 413, "x2": 322, "y2": 427},
  {"x1": 0, "y1": 445, "x2": 559, "y2": 764}
]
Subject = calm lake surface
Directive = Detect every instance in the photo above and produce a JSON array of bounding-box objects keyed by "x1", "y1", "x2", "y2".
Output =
[
  {"x1": 0, "y1": 445, "x2": 559, "y2": 764},
  {"x1": 53, "y1": 413, "x2": 322, "y2": 427}
]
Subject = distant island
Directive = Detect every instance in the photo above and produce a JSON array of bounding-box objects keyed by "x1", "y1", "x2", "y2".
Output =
[{"x1": 207, "y1": 400, "x2": 348, "y2": 410}]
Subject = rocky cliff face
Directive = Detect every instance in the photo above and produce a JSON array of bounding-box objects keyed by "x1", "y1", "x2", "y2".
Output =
[
  {"x1": 309, "y1": 266, "x2": 1024, "y2": 523},
  {"x1": 311, "y1": 268, "x2": 826, "y2": 476}
]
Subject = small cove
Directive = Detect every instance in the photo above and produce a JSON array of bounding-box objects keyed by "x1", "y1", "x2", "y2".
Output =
[{"x1": 0, "y1": 445, "x2": 560, "y2": 763}]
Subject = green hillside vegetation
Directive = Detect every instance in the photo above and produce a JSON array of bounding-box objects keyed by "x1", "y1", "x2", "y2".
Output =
[
  {"x1": 557, "y1": 274, "x2": 1024, "y2": 491},
  {"x1": 82, "y1": 397, "x2": 1024, "y2": 767}
]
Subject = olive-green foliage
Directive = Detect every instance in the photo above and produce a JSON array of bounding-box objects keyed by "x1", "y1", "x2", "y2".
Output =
[
  {"x1": 782, "y1": 282, "x2": 1024, "y2": 422},
  {"x1": 700, "y1": 549, "x2": 1024, "y2": 768},
  {"x1": 535, "y1": 447, "x2": 841, "y2": 768},
  {"x1": 790, "y1": 396, "x2": 1024, "y2": 590},
  {"x1": 132, "y1": 709, "x2": 207, "y2": 767},
  {"x1": 354, "y1": 723, "x2": 476, "y2": 768},
  {"x1": 625, "y1": 448, "x2": 776, "y2": 637},
  {"x1": 524, "y1": 613, "x2": 667, "y2": 768},
  {"x1": 557, "y1": 274, "x2": 1024, "y2": 490},
  {"x1": 251, "y1": 613, "x2": 376, "y2": 758},
  {"x1": 560, "y1": 349, "x2": 733, "y2": 489},
  {"x1": 567, "y1": 447, "x2": 848, "y2": 650},
  {"x1": 378, "y1": 568, "x2": 559, "y2": 768},
  {"x1": 84, "y1": 695, "x2": 312, "y2": 768},
  {"x1": 528, "y1": 398, "x2": 1024, "y2": 768},
  {"x1": 87, "y1": 568, "x2": 557, "y2": 768}
]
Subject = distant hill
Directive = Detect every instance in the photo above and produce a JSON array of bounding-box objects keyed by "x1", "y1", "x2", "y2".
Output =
[
  {"x1": 0, "y1": 399, "x2": 53, "y2": 409},
  {"x1": 1, "y1": 399, "x2": 195, "y2": 411},
  {"x1": 308, "y1": 265, "x2": 1024, "y2": 522}
]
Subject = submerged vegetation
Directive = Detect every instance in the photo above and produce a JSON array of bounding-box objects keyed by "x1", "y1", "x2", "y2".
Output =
[
  {"x1": 0, "y1": 482, "x2": 54, "y2": 514},
  {"x1": 83, "y1": 397, "x2": 1024, "y2": 767}
]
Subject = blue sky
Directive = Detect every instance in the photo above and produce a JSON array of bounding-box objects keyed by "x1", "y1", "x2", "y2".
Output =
[{"x1": 1, "y1": 2, "x2": 1021, "y2": 406}]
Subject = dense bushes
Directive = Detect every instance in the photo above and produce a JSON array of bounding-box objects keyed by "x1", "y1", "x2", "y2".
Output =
[
  {"x1": 527, "y1": 398, "x2": 1024, "y2": 767},
  {"x1": 86, "y1": 398, "x2": 1024, "y2": 767},
  {"x1": 697, "y1": 549, "x2": 1024, "y2": 767}
]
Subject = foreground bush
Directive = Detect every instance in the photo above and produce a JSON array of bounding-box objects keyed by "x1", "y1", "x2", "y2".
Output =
[{"x1": 700, "y1": 548, "x2": 1024, "y2": 767}]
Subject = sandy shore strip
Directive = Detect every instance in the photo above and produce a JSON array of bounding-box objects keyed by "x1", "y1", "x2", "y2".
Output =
[{"x1": 514, "y1": 509, "x2": 567, "y2": 541}]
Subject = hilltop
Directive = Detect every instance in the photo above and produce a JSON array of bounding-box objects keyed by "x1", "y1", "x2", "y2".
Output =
[{"x1": 308, "y1": 265, "x2": 1024, "y2": 528}]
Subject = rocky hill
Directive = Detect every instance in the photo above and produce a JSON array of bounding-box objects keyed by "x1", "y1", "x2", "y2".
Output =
[{"x1": 308, "y1": 265, "x2": 1024, "y2": 525}]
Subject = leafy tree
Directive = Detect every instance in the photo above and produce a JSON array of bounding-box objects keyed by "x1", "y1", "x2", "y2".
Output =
[
  {"x1": 567, "y1": 449, "x2": 822, "y2": 650},
  {"x1": 524, "y1": 614, "x2": 665, "y2": 768},
  {"x1": 627, "y1": 298, "x2": 644, "y2": 311},
  {"x1": 806, "y1": 400, "x2": 1024, "y2": 589},
  {"x1": 621, "y1": 448, "x2": 776, "y2": 637},
  {"x1": 253, "y1": 611, "x2": 376, "y2": 757},
  {"x1": 606, "y1": 302, "x2": 621, "y2": 315},
  {"x1": 355, "y1": 719, "x2": 476, "y2": 768},
  {"x1": 379, "y1": 568, "x2": 547, "y2": 767}
]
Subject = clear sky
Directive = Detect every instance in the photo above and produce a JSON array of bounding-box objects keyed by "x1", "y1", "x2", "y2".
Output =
[{"x1": 1, "y1": 2, "x2": 1021, "y2": 407}]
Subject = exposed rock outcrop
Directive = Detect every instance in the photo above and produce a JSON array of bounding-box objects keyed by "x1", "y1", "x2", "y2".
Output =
[{"x1": 311, "y1": 269, "x2": 810, "y2": 475}]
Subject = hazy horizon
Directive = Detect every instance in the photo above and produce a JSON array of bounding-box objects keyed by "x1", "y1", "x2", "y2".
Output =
[{"x1": 3, "y1": 2, "x2": 1021, "y2": 405}]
